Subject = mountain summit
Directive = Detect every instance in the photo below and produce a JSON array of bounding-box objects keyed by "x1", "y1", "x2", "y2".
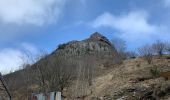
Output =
[
  {"x1": 56, "y1": 32, "x2": 116, "y2": 56},
  {"x1": 88, "y1": 32, "x2": 111, "y2": 46}
]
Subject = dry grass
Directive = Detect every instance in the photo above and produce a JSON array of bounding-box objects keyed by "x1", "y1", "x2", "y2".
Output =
[{"x1": 81, "y1": 56, "x2": 170, "y2": 99}]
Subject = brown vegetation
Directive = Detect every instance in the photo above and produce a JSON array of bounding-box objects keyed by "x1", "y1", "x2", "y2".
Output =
[{"x1": 160, "y1": 71, "x2": 170, "y2": 80}]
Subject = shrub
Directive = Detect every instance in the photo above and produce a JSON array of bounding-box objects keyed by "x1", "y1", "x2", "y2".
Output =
[
  {"x1": 58, "y1": 43, "x2": 67, "y2": 49},
  {"x1": 137, "y1": 63, "x2": 140, "y2": 67},
  {"x1": 150, "y1": 67, "x2": 161, "y2": 78}
]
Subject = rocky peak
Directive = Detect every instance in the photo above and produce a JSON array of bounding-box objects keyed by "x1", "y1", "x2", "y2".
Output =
[
  {"x1": 90, "y1": 32, "x2": 103, "y2": 39},
  {"x1": 89, "y1": 32, "x2": 111, "y2": 46},
  {"x1": 55, "y1": 32, "x2": 116, "y2": 56}
]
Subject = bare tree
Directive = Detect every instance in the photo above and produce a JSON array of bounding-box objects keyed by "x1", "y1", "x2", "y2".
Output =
[
  {"x1": 138, "y1": 45, "x2": 154, "y2": 64},
  {"x1": 33, "y1": 54, "x2": 75, "y2": 98},
  {"x1": 73, "y1": 54, "x2": 96, "y2": 99},
  {"x1": 152, "y1": 40, "x2": 166, "y2": 56},
  {"x1": 80, "y1": 55, "x2": 96, "y2": 86},
  {"x1": 4, "y1": 51, "x2": 39, "y2": 100},
  {"x1": 31, "y1": 53, "x2": 51, "y2": 100},
  {"x1": 47, "y1": 56, "x2": 75, "y2": 93},
  {"x1": 111, "y1": 37, "x2": 127, "y2": 61},
  {"x1": 165, "y1": 42, "x2": 170, "y2": 54},
  {"x1": 20, "y1": 64, "x2": 32, "y2": 99},
  {"x1": 18, "y1": 52, "x2": 38, "y2": 100},
  {"x1": 111, "y1": 37, "x2": 126, "y2": 53}
]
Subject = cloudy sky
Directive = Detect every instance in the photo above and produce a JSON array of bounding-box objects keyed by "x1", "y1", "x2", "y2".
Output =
[{"x1": 0, "y1": 0, "x2": 170, "y2": 74}]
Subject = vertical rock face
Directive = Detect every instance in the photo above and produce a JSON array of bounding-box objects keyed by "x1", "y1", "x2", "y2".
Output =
[
  {"x1": 88, "y1": 32, "x2": 112, "y2": 46},
  {"x1": 55, "y1": 32, "x2": 116, "y2": 56},
  {"x1": 49, "y1": 32, "x2": 119, "y2": 69}
]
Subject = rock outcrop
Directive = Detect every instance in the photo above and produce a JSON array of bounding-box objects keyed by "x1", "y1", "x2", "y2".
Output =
[{"x1": 55, "y1": 32, "x2": 116, "y2": 56}]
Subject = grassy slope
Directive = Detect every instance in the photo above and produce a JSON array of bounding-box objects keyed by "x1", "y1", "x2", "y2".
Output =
[{"x1": 85, "y1": 56, "x2": 170, "y2": 100}]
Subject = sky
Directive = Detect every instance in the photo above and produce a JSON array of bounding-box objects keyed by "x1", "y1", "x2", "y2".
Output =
[{"x1": 0, "y1": 0, "x2": 170, "y2": 74}]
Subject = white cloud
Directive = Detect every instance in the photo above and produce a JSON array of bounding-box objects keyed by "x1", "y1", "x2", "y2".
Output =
[
  {"x1": 0, "y1": 43, "x2": 39, "y2": 74},
  {"x1": 0, "y1": 0, "x2": 66, "y2": 26},
  {"x1": 0, "y1": 48, "x2": 24, "y2": 74},
  {"x1": 92, "y1": 11, "x2": 157, "y2": 34},
  {"x1": 91, "y1": 11, "x2": 165, "y2": 42}
]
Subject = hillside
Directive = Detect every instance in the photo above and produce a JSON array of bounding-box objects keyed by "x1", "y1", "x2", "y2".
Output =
[
  {"x1": 86, "y1": 56, "x2": 170, "y2": 100},
  {"x1": 3, "y1": 33, "x2": 170, "y2": 100},
  {"x1": 4, "y1": 32, "x2": 119, "y2": 100}
]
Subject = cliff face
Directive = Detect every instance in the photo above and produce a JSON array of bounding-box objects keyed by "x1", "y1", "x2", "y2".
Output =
[{"x1": 54, "y1": 32, "x2": 116, "y2": 56}]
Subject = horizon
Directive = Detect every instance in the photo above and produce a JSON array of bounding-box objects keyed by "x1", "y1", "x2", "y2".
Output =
[{"x1": 1, "y1": 0, "x2": 170, "y2": 74}]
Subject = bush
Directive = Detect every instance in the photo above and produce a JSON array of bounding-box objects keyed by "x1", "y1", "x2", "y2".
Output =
[
  {"x1": 150, "y1": 67, "x2": 161, "y2": 78},
  {"x1": 137, "y1": 63, "x2": 140, "y2": 67},
  {"x1": 58, "y1": 43, "x2": 67, "y2": 49}
]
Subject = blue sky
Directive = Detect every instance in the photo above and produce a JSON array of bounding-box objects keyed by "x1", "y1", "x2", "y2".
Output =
[{"x1": 0, "y1": 0, "x2": 170, "y2": 74}]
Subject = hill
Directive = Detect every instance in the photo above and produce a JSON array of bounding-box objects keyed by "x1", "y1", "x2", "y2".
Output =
[
  {"x1": 87, "y1": 56, "x2": 170, "y2": 100},
  {"x1": 4, "y1": 32, "x2": 119, "y2": 100},
  {"x1": 3, "y1": 32, "x2": 170, "y2": 100}
]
